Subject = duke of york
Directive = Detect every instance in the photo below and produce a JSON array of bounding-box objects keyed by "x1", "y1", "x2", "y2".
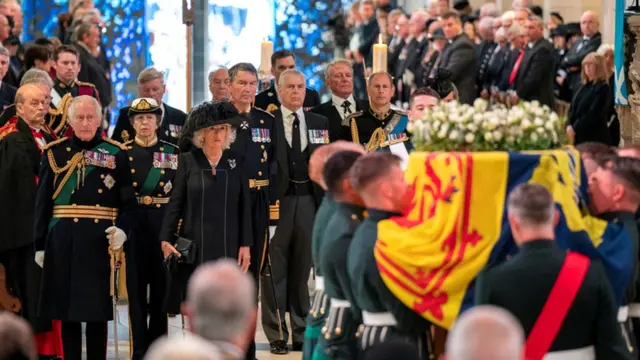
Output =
[{"x1": 344, "y1": 72, "x2": 412, "y2": 163}]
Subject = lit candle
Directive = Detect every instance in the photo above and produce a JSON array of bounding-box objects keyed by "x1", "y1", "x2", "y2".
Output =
[
  {"x1": 260, "y1": 39, "x2": 274, "y2": 73},
  {"x1": 372, "y1": 34, "x2": 388, "y2": 74}
]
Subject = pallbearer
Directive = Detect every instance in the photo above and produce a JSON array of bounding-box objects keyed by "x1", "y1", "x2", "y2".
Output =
[
  {"x1": 34, "y1": 96, "x2": 137, "y2": 360},
  {"x1": 124, "y1": 98, "x2": 177, "y2": 359},
  {"x1": 303, "y1": 141, "x2": 365, "y2": 360},
  {"x1": 227, "y1": 62, "x2": 277, "y2": 360},
  {"x1": 345, "y1": 72, "x2": 411, "y2": 167},
  {"x1": 315, "y1": 150, "x2": 366, "y2": 360},
  {"x1": 347, "y1": 153, "x2": 434, "y2": 360}
]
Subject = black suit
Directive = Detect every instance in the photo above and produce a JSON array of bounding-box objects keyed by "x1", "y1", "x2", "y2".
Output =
[
  {"x1": 357, "y1": 19, "x2": 380, "y2": 65},
  {"x1": 476, "y1": 240, "x2": 629, "y2": 359},
  {"x1": 482, "y1": 45, "x2": 509, "y2": 92},
  {"x1": 310, "y1": 97, "x2": 367, "y2": 142},
  {"x1": 439, "y1": 33, "x2": 477, "y2": 104},
  {"x1": 111, "y1": 103, "x2": 187, "y2": 145},
  {"x1": 560, "y1": 33, "x2": 602, "y2": 96},
  {"x1": 0, "y1": 81, "x2": 16, "y2": 110},
  {"x1": 254, "y1": 85, "x2": 321, "y2": 113},
  {"x1": 393, "y1": 36, "x2": 428, "y2": 105},
  {"x1": 74, "y1": 43, "x2": 111, "y2": 108},
  {"x1": 514, "y1": 39, "x2": 556, "y2": 107},
  {"x1": 261, "y1": 109, "x2": 328, "y2": 345},
  {"x1": 568, "y1": 81, "x2": 611, "y2": 145},
  {"x1": 476, "y1": 40, "x2": 497, "y2": 95}
]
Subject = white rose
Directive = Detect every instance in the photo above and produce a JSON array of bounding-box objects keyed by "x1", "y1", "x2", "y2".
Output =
[
  {"x1": 437, "y1": 129, "x2": 447, "y2": 139},
  {"x1": 407, "y1": 121, "x2": 415, "y2": 133},
  {"x1": 533, "y1": 117, "x2": 544, "y2": 127},
  {"x1": 530, "y1": 133, "x2": 539, "y2": 142},
  {"x1": 433, "y1": 120, "x2": 441, "y2": 130},
  {"x1": 473, "y1": 114, "x2": 483, "y2": 124},
  {"x1": 534, "y1": 108, "x2": 544, "y2": 117},
  {"x1": 467, "y1": 123, "x2": 478, "y2": 132},
  {"x1": 506, "y1": 135, "x2": 516, "y2": 143},
  {"x1": 484, "y1": 132, "x2": 494, "y2": 142},
  {"x1": 441, "y1": 123, "x2": 450, "y2": 134},
  {"x1": 551, "y1": 130, "x2": 558, "y2": 143},
  {"x1": 536, "y1": 127, "x2": 545, "y2": 134},
  {"x1": 465, "y1": 133, "x2": 475, "y2": 143},
  {"x1": 544, "y1": 122, "x2": 554, "y2": 131},
  {"x1": 521, "y1": 119, "x2": 532, "y2": 129},
  {"x1": 493, "y1": 131, "x2": 503, "y2": 141},
  {"x1": 531, "y1": 100, "x2": 541, "y2": 108},
  {"x1": 449, "y1": 130, "x2": 461, "y2": 140}
]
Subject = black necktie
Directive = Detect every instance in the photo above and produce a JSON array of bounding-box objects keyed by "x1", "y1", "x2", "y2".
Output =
[
  {"x1": 292, "y1": 113, "x2": 301, "y2": 155},
  {"x1": 342, "y1": 100, "x2": 352, "y2": 116}
]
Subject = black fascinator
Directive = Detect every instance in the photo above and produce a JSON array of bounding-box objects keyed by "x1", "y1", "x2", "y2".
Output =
[{"x1": 426, "y1": 69, "x2": 456, "y2": 100}]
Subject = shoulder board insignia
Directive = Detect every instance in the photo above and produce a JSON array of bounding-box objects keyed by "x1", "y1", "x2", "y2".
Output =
[
  {"x1": 392, "y1": 109, "x2": 407, "y2": 116},
  {"x1": 41, "y1": 137, "x2": 69, "y2": 151},
  {"x1": 101, "y1": 137, "x2": 127, "y2": 151},
  {"x1": 159, "y1": 139, "x2": 179, "y2": 149},
  {"x1": 265, "y1": 104, "x2": 279, "y2": 113},
  {"x1": 75, "y1": 80, "x2": 96, "y2": 88},
  {"x1": 253, "y1": 107, "x2": 275, "y2": 118}
]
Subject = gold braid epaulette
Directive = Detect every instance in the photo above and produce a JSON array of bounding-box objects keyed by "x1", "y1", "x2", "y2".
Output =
[
  {"x1": 50, "y1": 94, "x2": 74, "y2": 135},
  {"x1": 101, "y1": 137, "x2": 127, "y2": 151},
  {"x1": 252, "y1": 107, "x2": 275, "y2": 118},
  {"x1": 123, "y1": 139, "x2": 134, "y2": 147},
  {"x1": 40, "y1": 137, "x2": 68, "y2": 151},
  {"x1": 364, "y1": 128, "x2": 387, "y2": 153},
  {"x1": 75, "y1": 80, "x2": 96, "y2": 88}
]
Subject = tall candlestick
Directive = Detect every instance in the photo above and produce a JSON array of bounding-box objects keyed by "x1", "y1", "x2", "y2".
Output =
[
  {"x1": 260, "y1": 39, "x2": 274, "y2": 73},
  {"x1": 372, "y1": 34, "x2": 388, "y2": 74}
]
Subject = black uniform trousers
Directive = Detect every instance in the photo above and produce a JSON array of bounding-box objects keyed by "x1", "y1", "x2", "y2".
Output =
[
  {"x1": 126, "y1": 209, "x2": 168, "y2": 360},
  {"x1": 261, "y1": 195, "x2": 315, "y2": 344},
  {"x1": 247, "y1": 189, "x2": 269, "y2": 360},
  {"x1": 356, "y1": 326, "x2": 434, "y2": 360},
  {"x1": 61, "y1": 321, "x2": 107, "y2": 360}
]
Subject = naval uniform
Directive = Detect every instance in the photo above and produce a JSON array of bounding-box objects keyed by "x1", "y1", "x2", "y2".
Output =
[
  {"x1": 125, "y1": 137, "x2": 178, "y2": 359},
  {"x1": 347, "y1": 209, "x2": 434, "y2": 359},
  {"x1": 230, "y1": 107, "x2": 277, "y2": 360},
  {"x1": 302, "y1": 194, "x2": 338, "y2": 360},
  {"x1": 346, "y1": 108, "x2": 412, "y2": 163},
  {"x1": 315, "y1": 202, "x2": 366, "y2": 360},
  {"x1": 34, "y1": 134, "x2": 137, "y2": 360},
  {"x1": 476, "y1": 240, "x2": 630, "y2": 359}
]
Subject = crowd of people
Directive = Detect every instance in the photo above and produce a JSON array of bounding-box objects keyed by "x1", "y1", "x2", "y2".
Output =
[{"x1": 0, "y1": 0, "x2": 639, "y2": 360}]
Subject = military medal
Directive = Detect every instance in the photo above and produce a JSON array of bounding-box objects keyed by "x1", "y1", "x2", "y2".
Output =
[
  {"x1": 251, "y1": 128, "x2": 271, "y2": 143},
  {"x1": 163, "y1": 181, "x2": 172, "y2": 194},
  {"x1": 228, "y1": 158, "x2": 236, "y2": 169},
  {"x1": 169, "y1": 124, "x2": 182, "y2": 138},
  {"x1": 153, "y1": 152, "x2": 179, "y2": 169},
  {"x1": 84, "y1": 151, "x2": 116, "y2": 169},
  {"x1": 103, "y1": 174, "x2": 116, "y2": 189},
  {"x1": 240, "y1": 121, "x2": 249, "y2": 130},
  {"x1": 308, "y1": 129, "x2": 329, "y2": 144}
]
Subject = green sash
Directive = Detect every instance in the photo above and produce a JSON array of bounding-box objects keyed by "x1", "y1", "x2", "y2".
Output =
[
  {"x1": 48, "y1": 142, "x2": 121, "y2": 230},
  {"x1": 139, "y1": 145, "x2": 175, "y2": 196}
]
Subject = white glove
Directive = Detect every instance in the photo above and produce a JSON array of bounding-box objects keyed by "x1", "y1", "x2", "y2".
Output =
[
  {"x1": 269, "y1": 226, "x2": 277, "y2": 240},
  {"x1": 105, "y1": 226, "x2": 127, "y2": 250},
  {"x1": 34, "y1": 251, "x2": 44, "y2": 268}
]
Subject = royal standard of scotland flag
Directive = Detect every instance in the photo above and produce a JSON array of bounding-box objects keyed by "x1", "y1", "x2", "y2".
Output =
[{"x1": 375, "y1": 149, "x2": 634, "y2": 330}]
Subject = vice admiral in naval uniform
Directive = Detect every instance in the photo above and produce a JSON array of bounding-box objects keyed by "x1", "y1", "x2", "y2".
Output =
[
  {"x1": 345, "y1": 72, "x2": 412, "y2": 166},
  {"x1": 111, "y1": 67, "x2": 187, "y2": 145},
  {"x1": 124, "y1": 97, "x2": 178, "y2": 359},
  {"x1": 227, "y1": 62, "x2": 277, "y2": 360},
  {"x1": 254, "y1": 50, "x2": 321, "y2": 114},
  {"x1": 34, "y1": 95, "x2": 137, "y2": 360}
]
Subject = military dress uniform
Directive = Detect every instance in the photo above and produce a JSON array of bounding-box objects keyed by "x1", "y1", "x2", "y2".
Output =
[
  {"x1": 124, "y1": 98, "x2": 179, "y2": 359},
  {"x1": 302, "y1": 193, "x2": 338, "y2": 360},
  {"x1": 0, "y1": 102, "x2": 67, "y2": 139},
  {"x1": 315, "y1": 202, "x2": 366, "y2": 360},
  {"x1": 347, "y1": 210, "x2": 434, "y2": 360},
  {"x1": 230, "y1": 106, "x2": 277, "y2": 360},
  {"x1": 49, "y1": 79, "x2": 101, "y2": 137},
  {"x1": 346, "y1": 108, "x2": 412, "y2": 162},
  {"x1": 34, "y1": 134, "x2": 137, "y2": 360}
]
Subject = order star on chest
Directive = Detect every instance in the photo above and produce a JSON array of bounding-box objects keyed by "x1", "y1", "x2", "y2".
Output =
[
  {"x1": 103, "y1": 174, "x2": 116, "y2": 189},
  {"x1": 228, "y1": 158, "x2": 236, "y2": 169},
  {"x1": 163, "y1": 180, "x2": 172, "y2": 194},
  {"x1": 240, "y1": 120, "x2": 250, "y2": 130}
]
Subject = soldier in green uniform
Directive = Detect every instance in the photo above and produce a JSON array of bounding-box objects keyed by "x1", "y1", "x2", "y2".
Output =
[
  {"x1": 347, "y1": 152, "x2": 434, "y2": 360},
  {"x1": 345, "y1": 72, "x2": 412, "y2": 158},
  {"x1": 123, "y1": 98, "x2": 178, "y2": 359},
  {"x1": 303, "y1": 141, "x2": 365, "y2": 360},
  {"x1": 315, "y1": 150, "x2": 366, "y2": 360}
]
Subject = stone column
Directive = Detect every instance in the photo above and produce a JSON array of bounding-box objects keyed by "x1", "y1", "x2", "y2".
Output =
[{"x1": 621, "y1": 15, "x2": 640, "y2": 145}]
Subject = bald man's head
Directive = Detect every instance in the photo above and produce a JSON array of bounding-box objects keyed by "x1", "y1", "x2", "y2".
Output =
[
  {"x1": 309, "y1": 141, "x2": 366, "y2": 190},
  {"x1": 445, "y1": 306, "x2": 524, "y2": 360},
  {"x1": 15, "y1": 84, "x2": 46, "y2": 127},
  {"x1": 580, "y1": 11, "x2": 599, "y2": 37}
]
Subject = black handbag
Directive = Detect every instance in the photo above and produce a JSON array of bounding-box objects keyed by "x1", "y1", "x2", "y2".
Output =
[{"x1": 174, "y1": 236, "x2": 197, "y2": 264}]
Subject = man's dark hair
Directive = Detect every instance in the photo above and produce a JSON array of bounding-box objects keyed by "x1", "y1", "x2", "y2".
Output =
[
  {"x1": 271, "y1": 49, "x2": 295, "y2": 68},
  {"x1": 605, "y1": 156, "x2": 640, "y2": 195},
  {"x1": 323, "y1": 151, "x2": 363, "y2": 194},
  {"x1": 54, "y1": 45, "x2": 79, "y2": 62},
  {"x1": 23, "y1": 45, "x2": 52, "y2": 71},
  {"x1": 410, "y1": 87, "x2": 441, "y2": 106},
  {"x1": 550, "y1": 11, "x2": 564, "y2": 24},
  {"x1": 350, "y1": 152, "x2": 402, "y2": 192},
  {"x1": 576, "y1": 142, "x2": 616, "y2": 166},
  {"x1": 33, "y1": 37, "x2": 53, "y2": 47},
  {"x1": 368, "y1": 72, "x2": 393, "y2": 86},
  {"x1": 441, "y1": 11, "x2": 461, "y2": 22},
  {"x1": 228, "y1": 62, "x2": 258, "y2": 83}
]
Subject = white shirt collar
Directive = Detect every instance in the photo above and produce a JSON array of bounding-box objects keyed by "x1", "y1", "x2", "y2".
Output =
[
  {"x1": 281, "y1": 105, "x2": 303, "y2": 120},
  {"x1": 331, "y1": 94, "x2": 355, "y2": 107}
]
